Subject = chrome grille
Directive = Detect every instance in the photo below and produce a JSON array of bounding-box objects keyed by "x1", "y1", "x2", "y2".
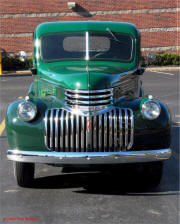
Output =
[
  {"x1": 65, "y1": 88, "x2": 113, "y2": 108},
  {"x1": 44, "y1": 108, "x2": 134, "y2": 152}
]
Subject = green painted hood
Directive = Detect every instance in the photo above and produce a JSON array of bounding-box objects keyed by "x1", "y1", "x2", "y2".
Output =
[{"x1": 38, "y1": 61, "x2": 136, "y2": 90}]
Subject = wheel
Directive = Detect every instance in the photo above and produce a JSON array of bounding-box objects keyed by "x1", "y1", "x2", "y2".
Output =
[
  {"x1": 13, "y1": 162, "x2": 35, "y2": 187},
  {"x1": 141, "y1": 161, "x2": 163, "y2": 187}
]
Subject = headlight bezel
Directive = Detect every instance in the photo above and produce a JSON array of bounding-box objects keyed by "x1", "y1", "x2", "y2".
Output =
[
  {"x1": 17, "y1": 101, "x2": 37, "y2": 122},
  {"x1": 141, "y1": 99, "x2": 161, "y2": 120}
]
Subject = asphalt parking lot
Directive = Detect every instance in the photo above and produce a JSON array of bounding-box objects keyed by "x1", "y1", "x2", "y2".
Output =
[{"x1": 0, "y1": 70, "x2": 179, "y2": 224}]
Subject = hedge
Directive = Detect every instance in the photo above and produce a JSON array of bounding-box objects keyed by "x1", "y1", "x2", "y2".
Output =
[
  {"x1": 2, "y1": 56, "x2": 32, "y2": 71},
  {"x1": 140, "y1": 53, "x2": 180, "y2": 66},
  {"x1": 152, "y1": 53, "x2": 180, "y2": 66}
]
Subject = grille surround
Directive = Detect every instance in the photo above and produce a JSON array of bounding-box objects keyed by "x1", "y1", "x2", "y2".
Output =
[{"x1": 44, "y1": 107, "x2": 134, "y2": 152}]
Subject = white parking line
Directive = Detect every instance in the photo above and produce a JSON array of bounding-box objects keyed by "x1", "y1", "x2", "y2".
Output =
[{"x1": 150, "y1": 71, "x2": 175, "y2": 76}]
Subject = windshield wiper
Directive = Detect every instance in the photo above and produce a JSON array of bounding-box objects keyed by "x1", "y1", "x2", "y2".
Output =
[
  {"x1": 106, "y1": 28, "x2": 119, "y2": 42},
  {"x1": 106, "y1": 28, "x2": 130, "y2": 46}
]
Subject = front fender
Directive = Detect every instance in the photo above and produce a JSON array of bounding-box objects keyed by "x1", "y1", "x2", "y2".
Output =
[
  {"x1": 5, "y1": 99, "x2": 48, "y2": 151},
  {"x1": 116, "y1": 98, "x2": 171, "y2": 149}
]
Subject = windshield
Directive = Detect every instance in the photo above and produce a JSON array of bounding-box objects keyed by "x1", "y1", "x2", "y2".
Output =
[{"x1": 41, "y1": 31, "x2": 133, "y2": 62}]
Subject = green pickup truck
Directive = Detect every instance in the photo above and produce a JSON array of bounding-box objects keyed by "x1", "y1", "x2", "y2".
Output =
[{"x1": 6, "y1": 21, "x2": 171, "y2": 187}]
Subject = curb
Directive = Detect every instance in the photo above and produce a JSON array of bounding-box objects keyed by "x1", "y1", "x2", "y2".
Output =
[
  {"x1": 146, "y1": 66, "x2": 179, "y2": 71},
  {"x1": 0, "y1": 70, "x2": 32, "y2": 77},
  {"x1": 0, "y1": 66, "x2": 179, "y2": 77}
]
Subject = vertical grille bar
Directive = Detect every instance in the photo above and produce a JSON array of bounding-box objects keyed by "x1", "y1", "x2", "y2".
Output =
[
  {"x1": 50, "y1": 109, "x2": 54, "y2": 149},
  {"x1": 76, "y1": 115, "x2": 80, "y2": 152},
  {"x1": 86, "y1": 116, "x2": 89, "y2": 151},
  {"x1": 119, "y1": 109, "x2": 123, "y2": 148},
  {"x1": 44, "y1": 110, "x2": 49, "y2": 148},
  {"x1": 128, "y1": 109, "x2": 134, "y2": 150},
  {"x1": 86, "y1": 116, "x2": 93, "y2": 151},
  {"x1": 70, "y1": 113, "x2": 74, "y2": 151},
  {"x1": 81, "y1": 116, "x2": 85, "y2": 151},
  {"x1": 55, "y1": 109, "x2": 59, "y2": 150},
  {"x1": 109, "y1": 111, "x2": 113, "y2": 151},
  {"x1": 113, "y1": 109, "x2": 118, "y2": 151},
  {"x1": 104, "y1": 112, "x2": 108, "y2": 152},
  {"x1": 93, "y1": 116, "x2": 97, "y2": 150},
  {"x1": 60, "y1": 110, "x2": 64, "y2": 150},
  {"x1": 98, "y1": 114, "x2": 102, "y2": 152},
  {"x1": 65, "y1": 111, "x2": 69, "y2": 151},
  {"x1": 124, "y1": 109, "x2": 128, "y2": 149}
]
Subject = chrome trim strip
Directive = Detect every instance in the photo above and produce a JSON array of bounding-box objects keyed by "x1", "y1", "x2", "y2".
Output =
[
  {"x1": 39, "y1": 77, "x2": 63, "y2": 88},
  {"x1": 85, "y1": 31, "x2": 89, "y2": 61},
  {"x1": 64, "y1": 88, "x2": 113, "y2": 94},
  {"x1": 7, "y1": 148, "x2": 172, "y2": 164},
  {"x1": 65, "y1": 98, "x2": 112, "y2": 105},
  {"x1": 65, "y1": 105, "x2": 108, "y2": 114},
  {"x1": 65, "y1": 93, "x2": 113, "y2": 99}
]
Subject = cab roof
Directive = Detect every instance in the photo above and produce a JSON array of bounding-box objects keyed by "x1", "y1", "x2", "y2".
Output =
[{"x1": 35, "y1": 21, "x2": 139, "y2": 39}]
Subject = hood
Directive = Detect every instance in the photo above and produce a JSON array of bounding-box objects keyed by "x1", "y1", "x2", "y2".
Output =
[{"x1": 38, "y1": 61, "x2": 136, "y2": 90}]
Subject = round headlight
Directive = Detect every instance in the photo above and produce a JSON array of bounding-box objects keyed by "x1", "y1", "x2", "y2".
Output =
[
  {"x1": 141, "y1": 100, "x2": 161, "y2": 120},
  {"x1": 17, "y1": 101, "x2": 37, "y2": 121}
]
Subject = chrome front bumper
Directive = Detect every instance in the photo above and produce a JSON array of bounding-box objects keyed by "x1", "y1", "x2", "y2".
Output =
[{"x1": 7, "y1": 148, "x2": 172, "y2": 165}]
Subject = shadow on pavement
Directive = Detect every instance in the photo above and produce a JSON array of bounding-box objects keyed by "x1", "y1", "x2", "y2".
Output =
[{"x1": 31, "y1": 160, "x2": 179, "y2": 196}]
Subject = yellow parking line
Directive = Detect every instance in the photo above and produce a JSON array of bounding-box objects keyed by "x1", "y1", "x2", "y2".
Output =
[
  {"x1": 0, "y1": 96, "x2": 23, "y2": 136},
  {"x1": 0, "y1": 119, "x2": 5, "y2": 136}
]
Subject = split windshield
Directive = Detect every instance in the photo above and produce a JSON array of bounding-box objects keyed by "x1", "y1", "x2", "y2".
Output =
[{"x1": 41, "y1": 31, "x2": 133, "y2": 62}]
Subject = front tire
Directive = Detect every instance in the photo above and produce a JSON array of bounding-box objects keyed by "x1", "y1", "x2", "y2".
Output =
[
  {"x1": 13, "y1": 162, "x2": 35, "y2": 187},
  {"x1": 141, "y1": 161, "x2": 163, "y2": 187}
]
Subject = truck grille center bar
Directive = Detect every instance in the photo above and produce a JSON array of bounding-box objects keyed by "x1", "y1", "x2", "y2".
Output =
[
  {"x1": 64, "y1": 88, "x2": 113, "y2": 107},
  {"x1": 44, "y1": 108, "x2": 134, "y2": 152}
]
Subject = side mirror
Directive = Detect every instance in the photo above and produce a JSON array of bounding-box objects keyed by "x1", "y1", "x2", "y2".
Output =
[
  {"x1": 19, "y1": 51, "x2": 27, "y2": 62},
  {"x1": 136, "y1": 67, "x2": 145, "y2": 75},
  {"x1": 30, "y1": 67, "x2": 37, "y2": 75}
]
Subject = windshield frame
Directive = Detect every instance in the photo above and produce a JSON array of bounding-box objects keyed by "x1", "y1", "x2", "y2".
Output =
[{"x1": 39, "y1": 31, "x2": 134, "y2": 63}]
